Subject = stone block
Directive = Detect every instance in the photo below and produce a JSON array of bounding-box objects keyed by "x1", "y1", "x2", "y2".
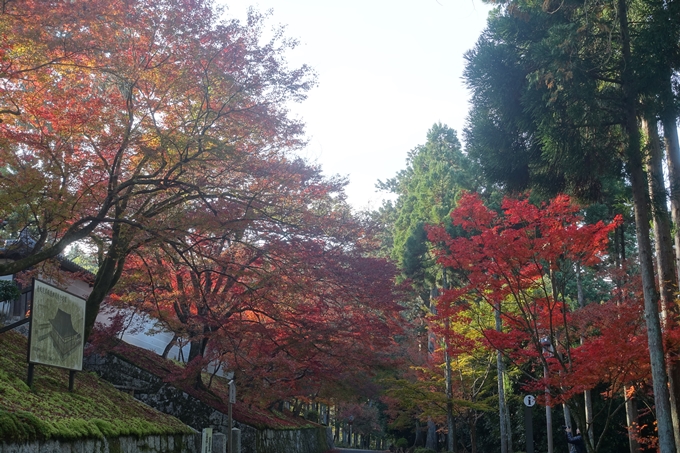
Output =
[
  {"x1": 231, "y1": 428, "x2": 241, "y2": 453},
  {"x1": 212, "y1": 433, "x2": 226, "y2": 453}
]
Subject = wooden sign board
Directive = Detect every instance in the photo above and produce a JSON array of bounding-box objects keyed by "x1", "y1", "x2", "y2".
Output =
[{"x1": 28, "y1": 280, "x2": 86, "y2": 371}]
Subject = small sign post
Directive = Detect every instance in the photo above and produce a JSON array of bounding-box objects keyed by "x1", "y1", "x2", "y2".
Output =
[
  {"x1": 524, "y1": 395, "x2": 535, "y2": 453},
  {"x1": 229, "y1": 380, "x2": 236, "y2": 404},
  {"x1": 201, "y1": 427, "x2": 213, "y2": 453},
  {"x1": 228, "y1": 380, "x2": 235, "y2": 453}
]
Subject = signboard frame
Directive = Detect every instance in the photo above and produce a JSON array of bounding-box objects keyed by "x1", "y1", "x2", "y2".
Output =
[{"x1": 27, "y1": 279, "x2": 86, "y2": 372}]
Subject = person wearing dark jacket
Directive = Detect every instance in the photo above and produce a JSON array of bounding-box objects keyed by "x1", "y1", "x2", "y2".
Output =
[{"x1": 566, "y1": 427, "x2": 586, "y2": 453}]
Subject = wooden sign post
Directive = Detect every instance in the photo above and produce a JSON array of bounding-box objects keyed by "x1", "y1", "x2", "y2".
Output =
[{"x1": 228, "y1": 380, "x2": 235, "y2": 453}]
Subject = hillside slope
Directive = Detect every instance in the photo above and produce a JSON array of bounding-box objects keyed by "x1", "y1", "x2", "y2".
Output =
[{"x1": 0, "y1": 330, "x2": 193, "y2": 443}]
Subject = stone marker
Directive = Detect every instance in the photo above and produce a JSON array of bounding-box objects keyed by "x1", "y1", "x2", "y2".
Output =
[
  {"x1": 213, "y1": 432, "x2": 226, "y2": 453},
  {"x1": 231, "y1": 428, "x2": 241, "y2": 453}
]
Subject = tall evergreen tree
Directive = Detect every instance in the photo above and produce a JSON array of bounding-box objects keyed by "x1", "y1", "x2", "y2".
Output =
[
  {"x1": 464, "y1": 0, "x2": 680, "y2": 450},
  {"x1": 377, "y1": 123, "x2": 484, "y2": 451}
]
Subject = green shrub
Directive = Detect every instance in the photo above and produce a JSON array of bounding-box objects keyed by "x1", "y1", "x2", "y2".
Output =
[
  {"x1": 413, "y1": 448, "x2": 436, "y2": 453},
  {"x1": 305, "y1": 410, "x2": 319, "y2": 423},
  {"x1": 0, "y1": 281, "x2": 20, "y2": 302},
  {"x1": 395, "y1": 437, "x2": 409, "y2": 448}
]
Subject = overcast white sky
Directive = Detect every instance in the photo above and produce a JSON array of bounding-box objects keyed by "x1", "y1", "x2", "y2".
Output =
[{"x1": 221, "y1": 1, "x2": 493, "y2": 210}]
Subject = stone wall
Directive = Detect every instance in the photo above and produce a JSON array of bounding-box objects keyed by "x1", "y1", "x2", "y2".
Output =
[
  {"x1": 0, "y1": 433, "x2": 200, "y2": 453},
  {"x1": 255, "y1": 427, "x2": 332, "y2": 453},
  {"x1": 86, "y1": 353, "x2": 219, "y2": 431},
  {"x1": 85, "y1": 353, "x2": 333, "y2": 453}
]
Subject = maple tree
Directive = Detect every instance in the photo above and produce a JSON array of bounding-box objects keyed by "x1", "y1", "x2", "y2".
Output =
[
  {"x1": 105, "y1": 171, "x2": 405, "y2": 397},
  {"x1": 426, "y1": 193, "x2": 665, "y2": 452},
  {"x1": 463, "y1": 1, "x2": 680, "y2": 448},
  {"x1": 0, "y1": 0, "x2": 318, "y2": 339},
  {"x1": 0, "y1": 1, "x2": 408, "y2": 434}
]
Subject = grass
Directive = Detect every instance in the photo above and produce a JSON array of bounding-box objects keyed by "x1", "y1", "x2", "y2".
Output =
[{"x1": 0, "y1": 330, "x2": 193, "y2": 442}]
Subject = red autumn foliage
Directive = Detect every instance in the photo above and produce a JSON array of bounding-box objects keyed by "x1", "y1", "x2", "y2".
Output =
[
  {"x1": 426, "y1": 192, "x2": 658, "y2": 407},
  {"x1": 0, "y1": 0, "x2": 318, "y2": 337},
  {"x1": 107, "y1": 193, "x2": 405, "y2": 403},
  {"x1": 0, "y1": 0, "x2": 408, "y2": 409}
]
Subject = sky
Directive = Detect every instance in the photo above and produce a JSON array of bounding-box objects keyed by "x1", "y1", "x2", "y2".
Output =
[{"x1": 221, "y1": 1, "x2": 494, "y2": 210}]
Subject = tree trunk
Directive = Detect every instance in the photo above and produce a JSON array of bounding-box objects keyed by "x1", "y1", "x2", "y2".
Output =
[
  {"x1": 187, "y1": 337, "x2": 209, "y2": 390},
  {"x1": 644, "y1": 115, "x2": 680, "y2": 451},
  {"x1": 445, "y1": 347, "x2": 457, "y2": 453},
  {"x1": 426, "y1": 419, "x2": 437, "y2": 451},
  {"x1": 545, "y1": 362, "x2": 553, "y2": 453},
  {"x1": 644, "y1": 116, "x2": 679, "y2": 312},
  {"x1": 496, "y1": 306, "x2": 511, "y2": 453},
  {"x1": 615, "y1": 223, "x2": 641, "y2": 453},
  {"x1": 661, "y1": 97, "x2": 680, "y2": 286},
  {"x1": 414, "y1": 418, "x2": 423, "y2": 447},
  {"x1": 292, "y1": 399, "x2": 303, "y2": 418},
  {"x1": 576, "y1": 263, "x2": 595, "y2": 448},
  {"x1": 624, "y1": 385, "x2": 641, "y2": 453},
  {"x1": 628, "y1": 120, "x2": 676, "y2": 452},
  {"x1": 83, "y1": 224, "x2": 130, "y2": 341},
  {"x1": 84, "y1": 254, "x2": 125, "y2": 340},
  {"x1": 562, "y1": 404, "x2": 576, "y2": 453},
  {"x1": 618, "y1": 1, "x2": 675, "y2": 449},
  {"x1": 442, "y1": 270, "x2": 458, "y2": 453},
  {"x1": 161, "y1": 334, "x2": 178, "y2": 359}
]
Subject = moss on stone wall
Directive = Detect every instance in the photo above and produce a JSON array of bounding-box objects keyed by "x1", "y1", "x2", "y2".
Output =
[
  {"x1": 0, "y1": 433, "x2": 201, "y2": 453},
  {"x1": 0, "y1": 410, "x2": 50, "y2": 442},
  {"x1": 0, "y1": 331, "x2": 193, "y2": 442}
]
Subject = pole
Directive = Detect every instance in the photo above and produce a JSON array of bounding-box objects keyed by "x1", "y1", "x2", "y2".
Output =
[
  {"x1": 228, "y1": 401, "x2": 232, "y2": 453},
  {"x1": 524, "y1": 405, "x2": 534, "y2": 453},
  {"x1": 496, "y1": 306, "x2": 510, "y2": 453},
  {"x1": 545, "y1": 364, "x2": 553, "y2": 453},
  {"x1": 27, "y1": 363, "x2": 34, "y2": 388},
  {"x1": 69, "y1": 370, "x2": 75, "y2": 392},
  {"x1": 540, "y1": 337, "x2": 555, "y2": 453},
  {"x1": 228, "y1": 379, "x2": 235, "y2": 453}
]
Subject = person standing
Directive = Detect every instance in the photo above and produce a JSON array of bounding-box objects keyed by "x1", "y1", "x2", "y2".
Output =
[{"x1": 566, "y1": 427, "x2": 586, "y2": 453}]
